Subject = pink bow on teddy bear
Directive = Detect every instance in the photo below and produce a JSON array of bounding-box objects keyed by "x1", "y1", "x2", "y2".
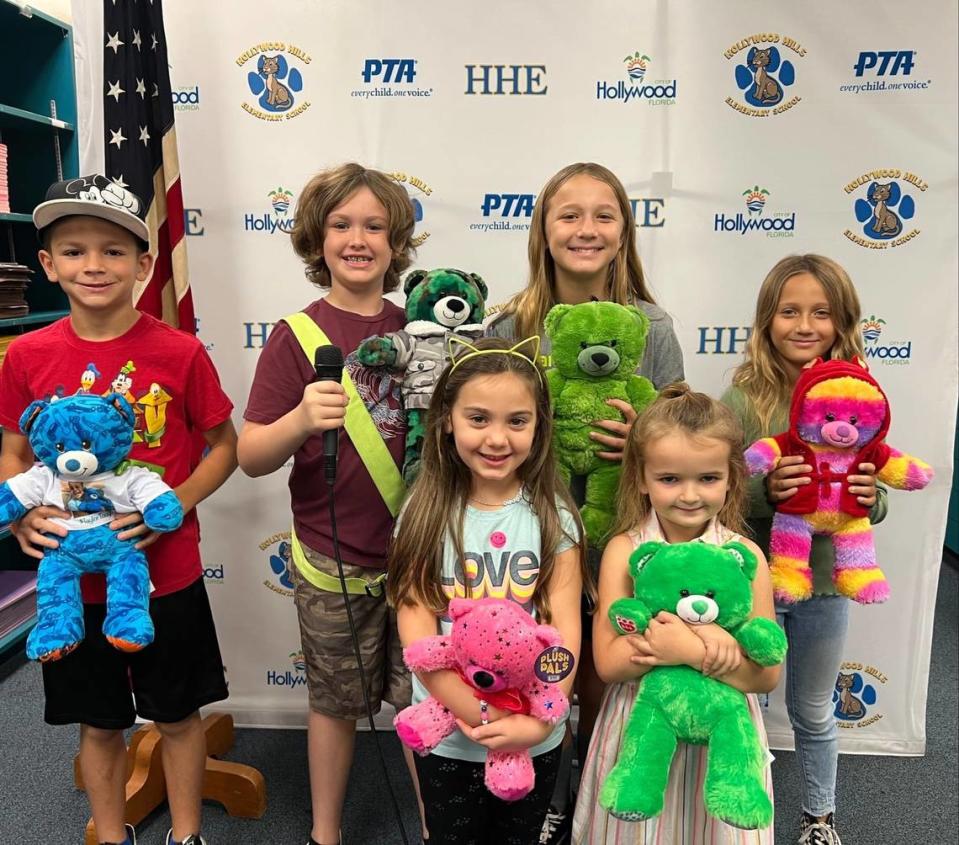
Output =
[{"x1": 394, "y1": 597, "x2": 570, "y2": 801}]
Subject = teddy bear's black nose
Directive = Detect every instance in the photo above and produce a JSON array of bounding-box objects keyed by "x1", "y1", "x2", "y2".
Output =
[
  {"x1": 591, "y1": 352, "x2": 610, "y2": 367},
  {"x1": 473, "y1": 670, "x2": 495, "y2": 689},
  {"x1": 447, "y1": 299, "x2": 465, "y2": 312}
]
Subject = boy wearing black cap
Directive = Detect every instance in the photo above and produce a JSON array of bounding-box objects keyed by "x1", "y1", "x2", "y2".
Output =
[{"x1": 0, "y1": 176, "x2": 237, "y2": 845}]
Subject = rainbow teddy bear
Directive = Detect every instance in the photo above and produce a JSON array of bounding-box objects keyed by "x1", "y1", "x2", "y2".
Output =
[{"x1": 744, "y1": 357, "x2": 933, "y2": 604}]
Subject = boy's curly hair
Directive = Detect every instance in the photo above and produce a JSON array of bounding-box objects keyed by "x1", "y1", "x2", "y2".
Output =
[{"x1": 290, "y1": 163, "x2": 416, "y2": 293}]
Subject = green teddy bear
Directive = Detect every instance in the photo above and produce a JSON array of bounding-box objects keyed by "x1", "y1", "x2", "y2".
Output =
[
  {"x1": 356, "y1": 268, "x2": 486, "y2": 482},
  {"x1": 544, "y1": 301, "x2": 657, "y2": 543},
  {"x1": 601, "y1": 540, "x2": 787, "y2": 830}
]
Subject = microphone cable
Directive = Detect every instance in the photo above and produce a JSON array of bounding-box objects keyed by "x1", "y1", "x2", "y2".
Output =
[{"x1": 326, "y1": 472, "x2": 412, "y2": 845}]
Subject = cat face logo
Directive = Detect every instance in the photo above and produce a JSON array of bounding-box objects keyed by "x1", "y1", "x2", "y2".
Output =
[
  {"x1": 259, "y1": 532, "x2": 294, "y2": 597},
  {"x1": 833, "y1": 663, "x2": 887, "y2": 728},
  {"x1": 237, "y1": 41, "x2": 312, "y2": 122},
  {"x1": 843, "y1": 169, "x2": 926, "y2": 250},
  {"x1": 724, "y1": 34, "x2": 806, "y2": 117}
]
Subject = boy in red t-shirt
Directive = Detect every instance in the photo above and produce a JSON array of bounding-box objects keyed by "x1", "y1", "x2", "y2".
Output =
[
  {"x1": 0, "y1": 175, "x2": 237, "y2": 845},
  {"x1": 239, "y1": 163, "x2": 423, "y2": 845}
]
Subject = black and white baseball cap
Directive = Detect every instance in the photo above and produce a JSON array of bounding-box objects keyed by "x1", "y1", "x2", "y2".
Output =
[{"x1": 33, "y1": 175, "x2": 150, "y2": 246}]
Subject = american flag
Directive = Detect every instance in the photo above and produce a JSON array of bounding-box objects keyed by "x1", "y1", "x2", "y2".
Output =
[{"x1": 102, "y1": 0, "x2": 193, "y2": 332}]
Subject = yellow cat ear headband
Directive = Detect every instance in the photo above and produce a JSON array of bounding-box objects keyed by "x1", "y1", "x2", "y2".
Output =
[{"x1": 447, "y1": 335, "x2": 544, "y2": 383}]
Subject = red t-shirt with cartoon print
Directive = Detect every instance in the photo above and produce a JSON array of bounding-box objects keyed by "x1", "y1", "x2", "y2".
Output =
[{"x1": 0, "y1": 314, "x2": 234, "y2": 602}]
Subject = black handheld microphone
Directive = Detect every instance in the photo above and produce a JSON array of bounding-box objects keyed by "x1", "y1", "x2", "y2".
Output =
[{"x1": 313, "y1": 344, "x2": 345, "y2": 487}]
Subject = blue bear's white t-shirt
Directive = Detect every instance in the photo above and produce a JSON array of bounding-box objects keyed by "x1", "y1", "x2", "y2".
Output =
[
  {"x1": 410, "y1": 492, "x2": 580, "y2": 762},
  {"x1": 6, "y1": 465, "x2": 171, "y2": 531}
]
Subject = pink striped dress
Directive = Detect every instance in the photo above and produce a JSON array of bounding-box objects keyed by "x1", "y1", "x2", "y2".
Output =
[{"x1": 571, "y1": 515, "x2": 775, "y2": 845}]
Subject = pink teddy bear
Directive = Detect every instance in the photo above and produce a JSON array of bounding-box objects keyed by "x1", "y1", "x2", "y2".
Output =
[{"x1": 394, "y1": 597, "x2": 570, "y2": 801}]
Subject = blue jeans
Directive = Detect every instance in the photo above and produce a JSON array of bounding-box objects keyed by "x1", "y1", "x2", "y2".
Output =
[{"x1": 777, "y1": 595, "x2": 849, "y2": 817}]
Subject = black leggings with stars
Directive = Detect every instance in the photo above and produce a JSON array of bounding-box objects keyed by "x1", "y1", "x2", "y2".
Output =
[{"x1": 414, "y1": 745, "x2": 561, "y2": 844}]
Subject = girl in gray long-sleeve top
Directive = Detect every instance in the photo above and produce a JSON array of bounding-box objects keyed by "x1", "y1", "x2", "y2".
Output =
[{"x1": 485, "y1": 161, "x2": 684, "y2": 843}]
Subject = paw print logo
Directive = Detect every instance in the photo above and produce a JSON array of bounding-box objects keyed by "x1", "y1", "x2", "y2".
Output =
[
  {"x1": 247, "y1": 54, "x2": 303, "y2": 113},
  {"x1": 832, "y1": 671, "x2": 878, "y2": 721},
  {"x1": 734, "y1": 46, "x2": 795, "y2": 108},
  {"x1": 615, "y1": 615, "x2": 638, "y2": 634},
  {"x1": 268, "y1": 540, "x2": 294, "y2": 591},
  {"x1": 854, "y1": 180, "x2": 916, "y2": 241}
]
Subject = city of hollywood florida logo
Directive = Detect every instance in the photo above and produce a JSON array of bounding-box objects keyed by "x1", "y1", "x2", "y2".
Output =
[
  {"x1": 724, "y1": 34, "x2": 806, "y2": 117},
  {"x1": 244, "y1": 187, "x2": 296, "y2": 234},
  {"x1": 743, "y1": 185, "x2": 769, "y2": 215},
  {"x1": 843, "y1": 169, "x2": 926, "y2": 249},
  {"x1": 861, "y1": 315, "x2": 885, "y2": 343},
  {"x1": 859, "y1": 314, "x2": 912, "y2": 365},
  {"x1": 596, "y1": 50, "x2": 676, "y2": 103},
  {"x1": 237, "y1": 42, "x2": 311, "y2": 121},
  {"x1": 713, "y1": 186, "x2": 795, "y2": 236},
  {"x1": 389, "y1": 171, "x2": 432, "y2": 246}
]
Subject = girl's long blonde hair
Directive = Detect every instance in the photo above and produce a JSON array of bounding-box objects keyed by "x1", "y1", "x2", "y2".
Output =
[
  {"x1": 503, "y1": 163, "x2": 657, "y2": 340},
  {"x1": 614, "y1": 383, "x2": 748, "y2": 537},
  {"x1": 732, "y1": 254, "x2": 864, "y2": 431},
  {"x1": 386, "y1": 338, "x2": 590, "y2": 623}
]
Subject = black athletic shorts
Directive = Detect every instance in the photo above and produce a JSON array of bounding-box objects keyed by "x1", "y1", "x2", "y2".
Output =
[{"x1": 42, "y1": 576, "x2": 228, "y2": 729}]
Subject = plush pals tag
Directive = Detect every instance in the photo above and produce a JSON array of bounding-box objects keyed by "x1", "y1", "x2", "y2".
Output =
[{"x1": 535, "y1": 646, "x2": 575, "y2": 683}]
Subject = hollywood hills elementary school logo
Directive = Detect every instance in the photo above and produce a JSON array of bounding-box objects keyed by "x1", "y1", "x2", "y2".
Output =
[
  {"x1": 713, "y1": 185, "x2": 796, "y2": 237},
  {"x1": 244, "y1": 187, "x2": 296, "y2": 234},
  {"x1": 833, "y1": 661, "x2": 887, "y2": 729},
  {"x1": 237, "y1": 41, "x2": 312, "y2": 121},
  {"x1": 389, "y1": 170, "x2": 433, "y2": 247},
  {"x1": 260, "y1": 532, "x2": 294, "y2": 597},
  {"x1": 724, "y1": 33, "x2": 806, "y2": 117},
  {"x1": 860, "y1": 315, "x2": 912, "y2": 365},
  {"x1": 595, "y1": 50, "x2": 677, "y2": 105},
  {"x1": 843, "y1": 168, "x2": 925, "y2": 249}
]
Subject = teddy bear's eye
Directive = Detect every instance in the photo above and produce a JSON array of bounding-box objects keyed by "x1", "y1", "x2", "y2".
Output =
[
  {"x1": 680, "y1": 589, "x2": 690, "y2": 598},
  {"x1": 706, "y1": 591, "x2": 715, "y2": 599},
  {"x1": 849, "y1": 416, "x2": 858, "y2": 425},
  {"x1": 81, "y1": 440, "x2": 91, "y2": 450},
  {"x1": 609, "y1": 339, "x2": 618, "y2": 347},
  {"x1": 580, "y1": 341, "x2": 589, "y2": 350},
  {"x1": 825, "y1": 413, "x2": 835, "y2": 422},
  {"x1": 55, "y1": 442, "x2": 65, "y2": 452}
]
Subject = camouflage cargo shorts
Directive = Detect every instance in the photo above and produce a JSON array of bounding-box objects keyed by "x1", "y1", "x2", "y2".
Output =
[{"x1": 291, "y1": 547, "x2": 411, "y2": 720}]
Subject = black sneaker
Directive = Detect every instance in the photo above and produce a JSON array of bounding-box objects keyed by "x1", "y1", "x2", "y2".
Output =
[
  {"x1": 798, "y1": 812, "x2": 843, "y2": 845},
  {"x1": 539, "y1": 805, "x2": 571, "y2": 845},
  {"x1": 165, "y1": 832, "x2": 207, "y2": 845}
]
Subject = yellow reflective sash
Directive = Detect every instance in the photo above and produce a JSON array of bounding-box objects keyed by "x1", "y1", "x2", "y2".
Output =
[
  {"x1": 289, "y1": 527, "x2": 386, "y2": 597},
  {"x1": 281, "y1": 311, "x2": 406, "y2": 517}
]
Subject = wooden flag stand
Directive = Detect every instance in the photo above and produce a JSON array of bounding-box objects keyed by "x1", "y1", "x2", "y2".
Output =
[{"x1": 74, "y1": 713, "x2": 266, "y2": 845}]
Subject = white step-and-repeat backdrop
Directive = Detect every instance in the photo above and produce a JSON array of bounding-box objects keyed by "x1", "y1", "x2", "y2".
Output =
[{"x1": 76, "y1": 1, "x2": 958, "y2": 754}]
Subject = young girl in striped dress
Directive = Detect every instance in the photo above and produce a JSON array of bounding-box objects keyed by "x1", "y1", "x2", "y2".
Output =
[{"x1": 573, "y1": 384, "x2": 781, "y2": 845}]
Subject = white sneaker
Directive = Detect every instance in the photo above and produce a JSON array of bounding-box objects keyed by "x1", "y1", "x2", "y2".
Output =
[
  {"x1": 798, "y1": 812, "x2": 843, "y2": 845},
  {"x1": 165, "y1": 831, "x2": 208, "y2": 845}
]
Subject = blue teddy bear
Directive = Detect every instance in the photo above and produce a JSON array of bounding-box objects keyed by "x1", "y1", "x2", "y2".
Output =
[{"x1": 0, "y1": 394, "x2": 183, "y2": 662}]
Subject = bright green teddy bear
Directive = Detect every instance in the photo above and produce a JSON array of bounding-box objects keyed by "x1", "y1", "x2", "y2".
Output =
[
  {"x1": 602, "y1": 540, "x2": 787, "y2": 830},
  {"x1": 544, "y1": 301, "x2": 657, "y2": 543}
]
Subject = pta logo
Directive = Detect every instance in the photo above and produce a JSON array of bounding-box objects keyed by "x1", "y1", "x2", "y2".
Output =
[
  {"x1": 696, "y1": 326, "x2": 752, "y2": 355},
  {"x1": 853, "y1": 50, "x2": 915, "y2": 77},
  {"x1": 469, "y1": 193, "x2": 534, "y2": 233},
  {"x1": 362, "y1": 58, "x2": 416, "y2": 83},
  {"x1": 465, "y1": 64, "x2": 547, "y2": 95},
  {"x1": 860, "y1": 315, "x2": 912, "y2": 365},
  {"x1": 354, "y1": 58, "x2": 432, "y2": 100}
]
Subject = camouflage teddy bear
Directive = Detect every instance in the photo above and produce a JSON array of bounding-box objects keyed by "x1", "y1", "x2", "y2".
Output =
[{"x1": 357, "y1": 268, "x2": 486, "y2": 482}]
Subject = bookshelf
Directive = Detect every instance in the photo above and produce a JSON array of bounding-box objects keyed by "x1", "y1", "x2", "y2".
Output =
[{"x1": 0, "y1": 0, "x2": 80, "y2": 654}]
